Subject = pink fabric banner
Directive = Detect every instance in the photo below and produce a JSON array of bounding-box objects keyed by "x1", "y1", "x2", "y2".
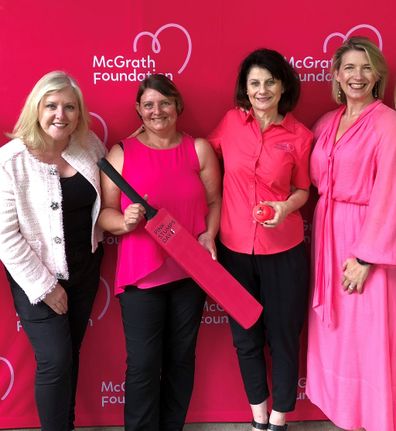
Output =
[{"x1": 0, "y1": 0, "x2": 395, "y2": 427}]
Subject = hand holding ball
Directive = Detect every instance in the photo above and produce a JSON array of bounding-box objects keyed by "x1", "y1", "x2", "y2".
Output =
[{"x1": 253, "y1": 204, "x2": 275, "y2": 223}]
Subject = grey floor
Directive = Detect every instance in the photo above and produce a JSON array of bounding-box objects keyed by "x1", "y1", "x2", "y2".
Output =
[
  {"x1": 5, "y1": 425, "x2": 341, "y2": 431},
  {"x1": 184, "y1": 423, "x2": 341, "y2": 430},
  {"x1": 4, "y1": 423, "x2": 342, "y2": 431},
  {"x1": 184, "y1": 422, "x2": 342, "y2": 430}
]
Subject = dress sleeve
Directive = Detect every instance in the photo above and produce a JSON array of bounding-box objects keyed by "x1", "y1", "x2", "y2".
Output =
[
  {"x1": 0, "y1": 163, "x2": 58, "y2": 304},
  {"x1": 351, "y1": 113, "x2": 396, "y2": 266}
]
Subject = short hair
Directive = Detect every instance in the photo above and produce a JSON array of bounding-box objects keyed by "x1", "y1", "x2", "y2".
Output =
[
  {"x1": 235, "y1": 48, "x2": 300, "y2": 115},
  {"x1": 136, "y1": 74, "x2": 184, "y2": 115},
  {"x1": 331, "y1": 36, "x2": 388, "y2": 104},
  {"x1": 9, "y1": 71, "x2": 90, "y2": 150}
]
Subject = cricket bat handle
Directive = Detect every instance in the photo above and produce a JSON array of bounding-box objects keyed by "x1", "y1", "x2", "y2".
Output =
[{"x1": 97, "y1": 158, "x2": 158, "y2": 220}]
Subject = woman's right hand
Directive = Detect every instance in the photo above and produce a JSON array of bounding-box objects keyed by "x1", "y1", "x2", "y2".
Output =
[
  {"x1": 123, "y1": 202, "x2": 146, "y2": 232},
  {"x1": 127, "y1": 125, "x2": 145, "y2": 138},
  {"x1": 43, "y1": 283, "x2": 68, "y2": 314},
  {"x1": 198, "y1": 231, "x2": 217, "y2": 260}
]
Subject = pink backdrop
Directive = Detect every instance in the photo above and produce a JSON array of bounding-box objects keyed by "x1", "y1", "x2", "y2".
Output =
[{"x1": 1, "y1": 0, "x2": 395, "y2": 427}]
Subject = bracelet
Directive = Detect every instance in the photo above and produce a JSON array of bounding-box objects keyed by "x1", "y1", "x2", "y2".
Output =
[{"x1": 356, "y1": 257, "x2": 370, "y2": 266}]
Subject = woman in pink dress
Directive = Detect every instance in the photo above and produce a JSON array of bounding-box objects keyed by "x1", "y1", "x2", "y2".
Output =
[{"x1": 306, "y1": 37, "x2": 396, "y2": 431}]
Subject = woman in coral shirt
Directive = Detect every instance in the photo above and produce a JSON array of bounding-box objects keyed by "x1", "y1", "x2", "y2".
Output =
[{"x1": 209, "y1": 49, "x2": 312, "y2": 431}]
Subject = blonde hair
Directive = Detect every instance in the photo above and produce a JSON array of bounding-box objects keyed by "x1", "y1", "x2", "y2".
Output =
[
  {"x1": 331, "y1": 36, "x2": 388, "y2": 104},
  {"x1": 10, "y1": 71, "x2": 90, "y2": 150}
]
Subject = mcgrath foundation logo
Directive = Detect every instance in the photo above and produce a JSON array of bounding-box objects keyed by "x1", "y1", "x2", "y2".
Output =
[
  {"x1": 201, "y1": 299, "x2": 228, "y2": 326},
  {"x1": 90, "y1": 112, "x2": 109, "y2": 145},
  {"x1": 322, "y1": 24, "x2": 383, "y2": 53},
  {"x1": 101, "y1": 380, "x2": 125, "y2": 407},
  {"x1": 92, "y1": 23, "x2": 192, "y2": 85},
  {"x1": 133, "y1": 23, "x2": 192, "y2": 74},
  {"x1": 0, "y1": 357, "x2": 15, "y2": 400},
  {"x1": 287, "y1": 24, "x2": 382, "y2": 83},
  {"x1": 96, "y1": 276, "x2": 111, "y2": 321},
  {"x1": 296, "y1": 377, "x2": 308, "y2": 401}
]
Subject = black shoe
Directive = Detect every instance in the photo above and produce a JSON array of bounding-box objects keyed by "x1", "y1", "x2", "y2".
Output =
[
  {"x1": 268, "y1": 423, "x2": 288, "y2": 431},
  {"x1": 251, "y1": 418, "x2": 268, "y2": 430}
]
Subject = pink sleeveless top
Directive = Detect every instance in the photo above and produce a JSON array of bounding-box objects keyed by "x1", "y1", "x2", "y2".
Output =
[{"x1": 114, "y1": 134, "x2": 208, "y2": 294}]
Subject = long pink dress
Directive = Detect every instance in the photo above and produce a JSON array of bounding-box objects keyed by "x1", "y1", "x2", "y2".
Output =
[{"x1": 306, "y1": 100, "x2": 396, "y2": 431}]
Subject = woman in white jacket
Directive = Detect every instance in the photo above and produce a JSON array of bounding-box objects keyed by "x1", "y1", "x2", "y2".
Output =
[{"x1": 0, "y1": 71, "x2": 105, "y2": 431}]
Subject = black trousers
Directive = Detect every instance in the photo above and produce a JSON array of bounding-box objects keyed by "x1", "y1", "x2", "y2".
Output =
[
  {"x1": 7, "y1": 244, "x2": 103, "y2": 431},
  {"x1": 218, "y1": 241, "x2": 308, "y2": 412},
  {"x1": 119, "y1": 278, "x2": 206, "y2": 431}
]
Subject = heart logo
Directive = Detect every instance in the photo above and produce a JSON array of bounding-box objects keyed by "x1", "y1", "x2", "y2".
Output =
[
  {"x1": 0, "y1": 356, "x2": 14, "y2": 400},
  {"x1": 89, "y1": 112, "x2": 109, "y2": 146},
  {"x1": 322, "y1": 24, "x2": 383, "y2": 53},
  {"x1": 133, "y1": 23, "x2": 192, "y2": 74},
  {"x1": 93, "y1": 276, "x2": 111, "y2": 321},
  {"x1": 91, "y1": 276, "x2": 111, "y2": 321}
]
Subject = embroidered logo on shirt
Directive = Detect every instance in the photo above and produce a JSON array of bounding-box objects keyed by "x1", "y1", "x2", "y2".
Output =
[{"x1": 274, "y1": 142, "x2": 295, "y2": 152}]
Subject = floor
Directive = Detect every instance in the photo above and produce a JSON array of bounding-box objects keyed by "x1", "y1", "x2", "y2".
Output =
[
  {"x1": 5, "y1": 422, "x2": 343, "y2": 431},
  {"x1": 184, "y1": 422, "x2": 342, "y2": 430}
]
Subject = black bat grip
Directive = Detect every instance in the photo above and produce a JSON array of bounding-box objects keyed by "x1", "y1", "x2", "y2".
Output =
[{"x1": 97, "y1": 158, "x2": 158, "y2": 220}]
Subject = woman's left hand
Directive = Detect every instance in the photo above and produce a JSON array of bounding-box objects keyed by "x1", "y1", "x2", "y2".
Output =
[
  {"x1": 259, "y1": 200, "x2": 289, "y2": 228},
  {"x1": 198, "y1": 232, "x2": 217, "y2": 260},
  {"x1": 342, "y1": 258, "x2": 371, "y2": 294},
  {"x1": 259, "y1": 189, "x2": 309, "y2": 228}
]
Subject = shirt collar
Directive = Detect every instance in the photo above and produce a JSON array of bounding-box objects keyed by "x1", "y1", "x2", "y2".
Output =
[{"x1": 244, "y1": 108, "x2": 296, "y2": 134}]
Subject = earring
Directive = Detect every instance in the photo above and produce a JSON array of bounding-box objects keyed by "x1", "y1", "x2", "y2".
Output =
[
  {"x1": 337, "y1": 82, "x2": 343, "y2": 102},
  {"x1": 373, "y1": 81, "x2": 379, "y2": 99}
]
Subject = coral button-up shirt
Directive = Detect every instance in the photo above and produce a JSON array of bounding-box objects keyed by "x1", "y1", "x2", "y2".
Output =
[{"x1": 208, "y1": 108, "x2": 312, "y2": 255}]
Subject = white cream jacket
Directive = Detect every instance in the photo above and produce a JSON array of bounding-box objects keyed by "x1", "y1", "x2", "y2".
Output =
[{"x1": 0, "y1": 132, "x2": 106, "y2": 304}]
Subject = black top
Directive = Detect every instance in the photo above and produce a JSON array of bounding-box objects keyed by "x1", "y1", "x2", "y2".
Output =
[{"x1": 60, "y1": 172, "x2": 96, "y2": 256}]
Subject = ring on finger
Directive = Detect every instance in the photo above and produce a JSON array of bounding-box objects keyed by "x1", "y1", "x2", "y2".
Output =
[{"x1": 348, "y1": 283, "x2": 354, "y2": 290}]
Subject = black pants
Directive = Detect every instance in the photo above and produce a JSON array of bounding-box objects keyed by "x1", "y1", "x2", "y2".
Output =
[
  {"x1": 119, "y1": 278, "x2": 206, "y2": 431},
  {"x1": 7, "y1": 244, "x2": 103, "y2": 431},
  {"x1": 218, "y1": 242, "x2": 308, "y2": 412}
]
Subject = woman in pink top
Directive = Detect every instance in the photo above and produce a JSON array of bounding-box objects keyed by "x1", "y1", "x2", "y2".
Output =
[
  {"x1": 306, "y1": 37, "x2": 396, "y2": 431},
  {"x1": 209, "y1": 49, "x2": 312, "y2": 430},
  {"x1": 98, "y1": 75, "x2": 221, "y2": 431}
]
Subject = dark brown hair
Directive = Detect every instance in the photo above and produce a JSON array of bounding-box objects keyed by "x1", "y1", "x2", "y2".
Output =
[
  {"x1": 136, "y1": 74, "x2": 184, "y2": 115},
  {"x1": 235, "y1": 48, "x2": 300, "y2": 115}
]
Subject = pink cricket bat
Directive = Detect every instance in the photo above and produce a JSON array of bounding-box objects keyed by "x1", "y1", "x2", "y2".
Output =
[{"x1": 98, "y1": 158, "x2": 263, "y2": 329}]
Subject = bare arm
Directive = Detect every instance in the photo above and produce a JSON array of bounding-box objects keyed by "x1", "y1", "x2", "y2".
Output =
[
  {"x1": 194, "y1": 138, "x2": 222, "y2": 259},
  {"x1": 97, "y1": 144, "x2": 146, "y2": 235}
]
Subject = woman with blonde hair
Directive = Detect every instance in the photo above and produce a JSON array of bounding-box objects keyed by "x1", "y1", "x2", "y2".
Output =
[
  {"x1": 0, "y1": 71, "x2": 106, "y2": 431},
  {"x1": 307, "y1": 37, "x2": 396, "y2": 431}
]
